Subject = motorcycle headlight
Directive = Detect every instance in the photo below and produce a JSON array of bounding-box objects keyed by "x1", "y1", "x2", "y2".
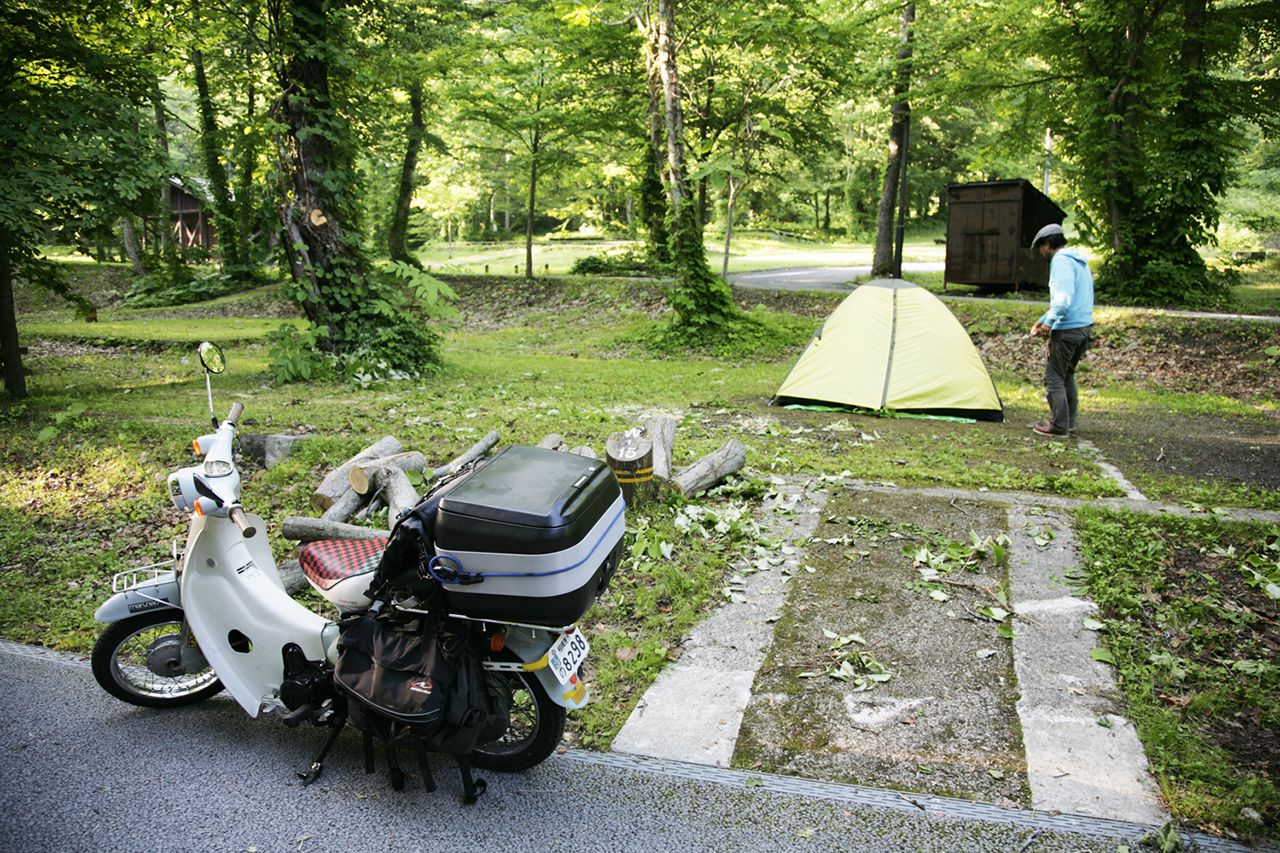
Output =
[{"x1": 203, "y1": 459, "x2": 234, "y2": 477}]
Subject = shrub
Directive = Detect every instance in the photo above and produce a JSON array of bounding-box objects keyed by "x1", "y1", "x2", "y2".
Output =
[
  {"x1": 570, "y1": 249, "x2": 664, "y2": 277},
  {"x1": 125, "y1": 263, "x2": 261, "y2": 308}
]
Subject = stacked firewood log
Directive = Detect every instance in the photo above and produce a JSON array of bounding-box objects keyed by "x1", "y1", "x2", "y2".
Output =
[{"x1": 275, "y1": 420, "x2": 745, "y2": 593}]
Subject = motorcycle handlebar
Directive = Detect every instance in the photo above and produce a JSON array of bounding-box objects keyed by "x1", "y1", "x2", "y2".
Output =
[
  {"x1": 226, "y1": 402, "x2": 244, "y2": 425},
  {"x1": 228, "y1": 506, "x2": 257, "y2": 539}
]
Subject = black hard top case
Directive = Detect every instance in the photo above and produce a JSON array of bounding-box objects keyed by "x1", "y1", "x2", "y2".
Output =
[{"x1": 431, "y1": 446, "x2": 625, "y2": 626}]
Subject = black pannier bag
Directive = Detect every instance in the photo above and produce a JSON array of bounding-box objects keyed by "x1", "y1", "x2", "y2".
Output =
[{"x1": 333, "y1": 606, "x2": 508, "y2": 804}]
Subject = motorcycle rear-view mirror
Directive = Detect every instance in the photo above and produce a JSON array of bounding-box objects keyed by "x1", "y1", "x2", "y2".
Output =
[{"x1": 198, "y1": 341, "x2": 226, "y2": 375}]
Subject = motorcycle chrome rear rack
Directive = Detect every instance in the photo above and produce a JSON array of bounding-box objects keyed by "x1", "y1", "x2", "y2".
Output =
[{"x1": 111, "y1": 559, "x2": 176, "y2": 594}]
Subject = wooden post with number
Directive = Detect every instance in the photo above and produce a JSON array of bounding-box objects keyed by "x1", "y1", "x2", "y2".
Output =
[{"x1": 605, "y1": 428, "x2": 654, "y2": 505}]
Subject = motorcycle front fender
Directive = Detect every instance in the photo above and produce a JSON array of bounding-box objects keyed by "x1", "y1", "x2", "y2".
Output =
[{"x1": 94, "y1": 572, "x2": 181, "y2": 623}]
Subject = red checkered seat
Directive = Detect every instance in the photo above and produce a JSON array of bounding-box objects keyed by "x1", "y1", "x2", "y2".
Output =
[{"x1": 299, "y1": 538, "x2": 388, "y2": 611}]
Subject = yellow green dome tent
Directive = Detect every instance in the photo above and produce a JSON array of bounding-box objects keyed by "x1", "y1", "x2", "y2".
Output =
[{"x1": 772, "y1": 279, "x2": 1003, "y2": 422}]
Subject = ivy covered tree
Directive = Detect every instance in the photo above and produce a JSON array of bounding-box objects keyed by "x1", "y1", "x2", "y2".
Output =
[
  {"x1": 638, "y1": 0, "x2": 739, "y2": 336},
  {"x1": 266, "y1": 0, "x2": 451, "y2": 376}
]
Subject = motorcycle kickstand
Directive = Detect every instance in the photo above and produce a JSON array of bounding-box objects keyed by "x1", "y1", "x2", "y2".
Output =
[{"x1": 297, "y1": 715, "x2": 346, "y2": 786}]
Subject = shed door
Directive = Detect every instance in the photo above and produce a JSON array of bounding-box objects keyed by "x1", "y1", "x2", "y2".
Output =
[{"x1": 982, "y1": 201, "x2": 1019, "y2": 282}]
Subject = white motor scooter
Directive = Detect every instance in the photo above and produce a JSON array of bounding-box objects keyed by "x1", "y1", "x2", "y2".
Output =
[{"x1": 92, "y1": 342, "x2": 623, "y2": 787}]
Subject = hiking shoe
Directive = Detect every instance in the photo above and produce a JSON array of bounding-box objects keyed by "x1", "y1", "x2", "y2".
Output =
[{"x1": 1030, "y1": 422, "x2": 1068, "y2": 437}]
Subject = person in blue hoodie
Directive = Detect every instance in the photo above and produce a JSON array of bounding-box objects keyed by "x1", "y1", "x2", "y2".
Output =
[{"x1": 1028, "y1": 223, "x2": 1094, "y2": 436}]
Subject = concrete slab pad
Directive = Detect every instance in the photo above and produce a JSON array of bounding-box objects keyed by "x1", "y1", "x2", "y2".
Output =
[
  {"x1": 1007, "y1": 501, "x2": 1168, "y2": 826},
  {"x1": 1014, "y1": 607, "x2": 1119, "y2": 712},
  {"x1": 1021, "y1": 710, "x2": 1167, "y2": 826},
  {"x1": 612, "y1": 666, "x2": 757, "y2": 766},
  {"x1": 611, "y1": 479, "x2": 828, "y2": 767}
]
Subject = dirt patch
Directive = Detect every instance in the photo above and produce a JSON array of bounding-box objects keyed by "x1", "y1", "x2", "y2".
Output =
[
  {"x1": 1084, "y1": 410, "x2": 1280, "y2": 496},
  {"x1": 733, "y1": 489, "x2": 1028, "y2": 807}
]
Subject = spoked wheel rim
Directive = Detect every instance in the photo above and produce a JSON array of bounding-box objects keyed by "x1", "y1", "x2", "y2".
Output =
[
  {"x1": 108, "y1": 618, "x2": 219, "y2": 701},
  {"x1": 474, "y1": 671, "x2": 542, "y2": 758}
]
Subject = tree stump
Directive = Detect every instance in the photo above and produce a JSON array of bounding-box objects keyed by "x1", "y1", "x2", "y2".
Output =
[
  {"x1": 606, "y1": 428, "x2": 654, "y2": 505},
  {"x1": 537, "y1": 433, "x2": 565, "y2": 451},
  {"x1": 643, "y1": 416, "x2": 677, "y2": 480}
]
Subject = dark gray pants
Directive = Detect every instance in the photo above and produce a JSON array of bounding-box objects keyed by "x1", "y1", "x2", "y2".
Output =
[{"x1": 1045, "y1": 326, "x2": 1093, "y2": 434}]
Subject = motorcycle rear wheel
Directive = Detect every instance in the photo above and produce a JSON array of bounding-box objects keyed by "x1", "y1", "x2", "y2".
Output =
[
  {"x1": 471, "y1": 666, "x2": 566, "y2": 772},
  {"x1": 92, "y1": 610, "x2": 224, "y2": 708}
]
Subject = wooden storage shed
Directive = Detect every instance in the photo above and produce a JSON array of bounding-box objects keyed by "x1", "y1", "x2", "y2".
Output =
[
  {"x1": 944, "y1": 180, "x2": 1065, "y2": 291},
  {"x1": 169, "y1": 178, "x2": 214, "y2": 250}
]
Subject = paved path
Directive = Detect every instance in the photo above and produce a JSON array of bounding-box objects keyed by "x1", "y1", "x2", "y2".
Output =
[
  {"x1": 0, "y1": 641, "x2": 1192, "y2": 853},
  {"x1": 728, "y1": 265, "x2": 1280, "y2": 324},
  {"x1": 728, "y1": 263, "x2": 944, "y2": 291}
]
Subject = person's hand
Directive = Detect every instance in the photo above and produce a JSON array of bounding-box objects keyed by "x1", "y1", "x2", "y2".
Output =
[{"x1": 1029, "y1": 322, "x2": 1049, "y2": 338}]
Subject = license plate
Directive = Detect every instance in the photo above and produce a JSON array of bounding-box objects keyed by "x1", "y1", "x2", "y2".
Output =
[{"x1": 546, "y1": 629, "x2": 589, "y2": 685}]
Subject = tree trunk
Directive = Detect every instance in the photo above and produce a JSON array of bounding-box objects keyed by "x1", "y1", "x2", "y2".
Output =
[
  {"x1": 671, "y1": 439, "x2": 745, "y2": 496},
  {"x1": 120, "y1": 217, "x2": 147, "y2": 275},
  {"x1": 281, "y1": 517, "x2": 389, "y2": 543},
  {"x1": 373, "y1": 466, "x2": 420, "y2": 525},
  {"x1": 388, "y1": 80, "x2": 424, "y2": 267},
  {"x1": 311, "y1": 435, "x2": 403, "y2": 512},
  {"x1": 640, "y1": 140, "x2": 671, "y2": 264},
  {"x1": 655, "y1": 0, "x2": 690, "y2": 210},
  {"x1": 721, "y1": 177, "x2": 738, "y2": 279},
  {"x1": 190, "y1": 19, "x2": 245, "y2": 270},
  {"x1": 350, "y1": 451, "x2": 427, "y2": 495},
  {"x1": 320, "y1": 487, "x2": 365, "y2": 523},
  {"x1": 152, "y1": 81, "x2": 176, "y2": 261},
  {"x1": 274, "y1": 0, "x2": 366, "y2": 340},
  {"x1": 426, "y1": 429, "x2": 500, "y2": 482},
  {"x1": 236, "y1": 84, "x2": 257, "y2": 258},
  {"x1": 872, "y1": 2, "x2": 915, "y2": 276},
  {"x1": 0, "y1": 232, "x2": 26, "y2": 399},
  {"x1": 651, "y1": 0, "x2": 736, "y2": 329},
  {"x1": 525, "y1": 135, "x2": 539, "y2": 280},
  {"x1": 643, "y1": 415, "x2": 677, "y2": 480}
]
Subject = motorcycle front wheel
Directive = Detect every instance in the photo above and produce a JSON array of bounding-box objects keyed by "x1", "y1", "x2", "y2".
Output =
[
  {"x1": 471, "y1": 666, "x2": 566, "y2": 772},
  {"x1": 91, "y1": 610, "x2": 224, "y2": 709}
]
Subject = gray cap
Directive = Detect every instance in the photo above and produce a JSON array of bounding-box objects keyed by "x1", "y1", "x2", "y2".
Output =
[{"x1": 1030, "y1": 222, "x2": 1065, "y2": 248}]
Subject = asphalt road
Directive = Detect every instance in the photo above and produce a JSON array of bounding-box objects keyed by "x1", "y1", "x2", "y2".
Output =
[
  {"x1": 728, "y1": 263, "x2": 944, "y2": 292},
  {"x1": 0, "y1": 643, "x2": 1181, "y2": 853}
]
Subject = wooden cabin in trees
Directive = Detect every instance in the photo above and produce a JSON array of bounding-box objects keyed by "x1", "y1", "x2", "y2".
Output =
[{"x1": 169, "y1": 178, "x2": 214, "y2": 250}]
